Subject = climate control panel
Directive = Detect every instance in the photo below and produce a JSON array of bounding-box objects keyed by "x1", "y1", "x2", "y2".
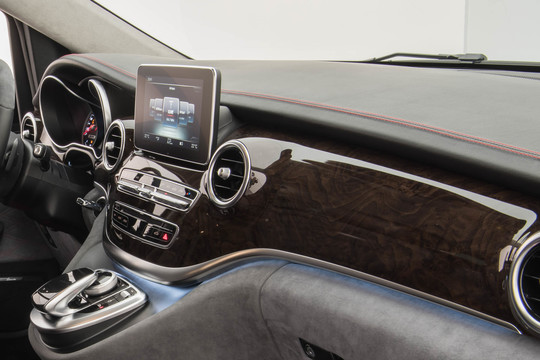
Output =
[{"x1": 111, "y1": 201, "x2": 178, "y2": 248}]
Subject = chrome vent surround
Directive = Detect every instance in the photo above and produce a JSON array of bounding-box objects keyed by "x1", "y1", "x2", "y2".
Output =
[
  {"x1": 103, "y1": 120, "x2": 126, "y2": 171},
  {"x1": 207, "y1": 140, "x2": 251, "y2": 208},
  {"x1": 21, "y1": 112, "x2": 38, "y2": 142},
  {"x1": 509, "y1": 232, "x2": 540, "y2": 335}
]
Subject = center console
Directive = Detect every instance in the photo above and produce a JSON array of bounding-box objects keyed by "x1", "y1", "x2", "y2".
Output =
[{"x1": 30, "y1": 64, "x2": 222, "y2": 350}]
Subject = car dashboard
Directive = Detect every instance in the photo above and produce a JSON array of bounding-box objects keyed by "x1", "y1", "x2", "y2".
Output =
[{"x1": 20, "y1": 53, "x2": 540, "y2": 358}]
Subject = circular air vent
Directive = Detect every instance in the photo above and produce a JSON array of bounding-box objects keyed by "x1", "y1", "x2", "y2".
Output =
[
  {"x1": 207, "y1": 140, "x2": 251, "y2": 208},
  {"x1": 21, "y1": 112, "x2": 38, "y2": 142},
  {"x1": 509, "y1": 232, "x2": 540, "y2": 335},
  {"x1": 103, "y1": 120, "x2": 125, "y2": 171}
]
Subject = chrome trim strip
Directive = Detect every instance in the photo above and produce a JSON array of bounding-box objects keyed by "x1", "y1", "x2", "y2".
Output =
[
  {"x1": 39, "y1": 75, "x2": 101, "y2": 159},
  {"x1": 103, "y1": 237, "x2": 520, "y2": 334},
  {"x1": 509, "y1": 231, "x2": 540, "y2": 334},
  {"x1": 20, "y1": 112, "x2": 38, "y2": 143},
  {"x1": 207, "y1": 140, "x2": 251, "y2": 208},
  {"x1": 103, "y1": 120, "x2": 126, "y2": 172}
]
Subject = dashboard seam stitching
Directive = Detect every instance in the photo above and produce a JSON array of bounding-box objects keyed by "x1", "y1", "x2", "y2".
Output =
[
  {"x1": 222, "y1": 89, "x2": 540, "y2": 160},
  {"x1": 66, "y1": 54, "x2": 137, "y2": 79},
  {"x1": 62, "y1": 54, "x2": 540, "y2": 160}
]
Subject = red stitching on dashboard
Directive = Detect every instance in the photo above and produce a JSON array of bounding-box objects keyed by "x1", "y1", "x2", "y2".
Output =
[
  {"x1": 66, "y1": 54, "x2": 137, "y2": 79},
  {"x1": 61, "y1": 55, "x2": 540, "y2": 160},
  {"x1": 222, "y1": 89, "x2": 540, "y2": 160}
]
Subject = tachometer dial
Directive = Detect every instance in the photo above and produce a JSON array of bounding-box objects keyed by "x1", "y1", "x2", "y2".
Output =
[{"x1": 82, "y1": 113, "x2": 99, "y2": 147}]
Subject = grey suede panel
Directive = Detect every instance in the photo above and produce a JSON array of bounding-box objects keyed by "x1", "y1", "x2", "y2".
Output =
[
  {"x1": 31, "y1": 261, "x2": 287, "y2": 360},
  {"x1": 260, "y1": 264, "x2": 540, "y2": 360},
  {"x1": 30, "y1": 258, "x2": 540, "y2": 359},
  {"x1": 64, "y1": 211, "x2": 114, "y2": 273}
]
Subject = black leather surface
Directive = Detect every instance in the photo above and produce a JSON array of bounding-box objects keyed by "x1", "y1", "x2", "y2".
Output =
[
  {"x1": 0, "y1": 59, "x2": 15, "y2": 165},
  {"x1": 0, "y1": 60, "x2": 14, "y2": 108},
  {"x1": 41, "y1": 54, "x2": 540, "y2": 194}
]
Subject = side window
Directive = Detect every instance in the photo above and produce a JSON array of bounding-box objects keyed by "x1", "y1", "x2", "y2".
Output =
[{"x1": 0, "y1": 13, "x2": 13, "y2": 73}]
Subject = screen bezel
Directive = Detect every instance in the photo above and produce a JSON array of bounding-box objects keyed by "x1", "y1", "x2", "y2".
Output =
[{"x1": 134, "y1": 64, "x2": 220, "y2": 166}]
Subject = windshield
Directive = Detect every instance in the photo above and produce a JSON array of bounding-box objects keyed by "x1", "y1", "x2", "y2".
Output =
[{"x1": 97, "y1": 0, "x2": 538, "y2": 61}]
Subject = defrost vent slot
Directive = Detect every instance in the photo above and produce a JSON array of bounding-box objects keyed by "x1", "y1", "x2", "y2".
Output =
[{"x1": 117, "y1": 168, "x2": 199, "y2": 212}]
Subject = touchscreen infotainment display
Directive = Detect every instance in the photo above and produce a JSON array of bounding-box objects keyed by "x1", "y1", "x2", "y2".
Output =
[{"x1": 134, "y1": 65, "x2": 220, "y2": 166}]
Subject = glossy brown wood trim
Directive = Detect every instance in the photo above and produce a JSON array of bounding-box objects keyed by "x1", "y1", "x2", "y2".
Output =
[{"x1": 106, "y1": 128, "x2": 540, "y2": 325}]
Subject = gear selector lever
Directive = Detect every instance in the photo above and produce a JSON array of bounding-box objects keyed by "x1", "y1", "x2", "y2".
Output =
[
  {"x1": 30, "y1": 268, "x2": 146, "y2": 348},
  {"x1": 85, "y1": 270, "x2": 118, "y2": 296},
  {"x1": 32, "y1": 268, "x2": 98, "y2": 317}
]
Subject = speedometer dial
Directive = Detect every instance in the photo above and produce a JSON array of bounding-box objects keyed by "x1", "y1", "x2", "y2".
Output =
[{"x1": 82, "y1": 113, "x2": 99, "y2": 147}]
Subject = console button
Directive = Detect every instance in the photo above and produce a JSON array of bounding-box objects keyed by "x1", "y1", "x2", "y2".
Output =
[
  {"x1": 115, "y1": 290, "x2": 131, "y2": 302},
  {"x1": 163, "y1": 230, "x2": 172, "y2": 242},
  {"x1": 143, "y1": 225, "x2": 163, "y2": 240},
  {"x1": 112, "y1": 211, "x2": 129, "y2": 229},
  {"x1": 137, "y1": 186, "x2": 152, "y2": 198},
  {"x1": 127, "y1": 288, "x2": 137, "y2": 296},
  {"x1": 161, "y1": 231, "x2": 171, "y2": 242},
  {"x1": 152, "y1": 191, "x2": 189, "y2": 209},
  {"x1": 184, "y1": 189, "x2": 196, "y2": 199},
  {"x1": 102, "y1": 296, "x2": 118, "y2": 307},
  {"x1": 167, "y1": 196, "x2": 189, "y2": 208},
  {"x1": 117, "y1": 180, "x2": 139, "y2": 195},
  {"x1": 80, "y1": 304, "x2": 100, "y2": 313}
]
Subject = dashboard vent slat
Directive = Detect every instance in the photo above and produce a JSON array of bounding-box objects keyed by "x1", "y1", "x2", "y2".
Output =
[
  {"x1": 103, "y1": 121, "x2": 125, "y2": 172},
  {"x1": 21, "y1": 113, "x2": 38, "y2": 143},
  {"x1": 207, "y1": 140, "x2": 251, "y2": 208}
]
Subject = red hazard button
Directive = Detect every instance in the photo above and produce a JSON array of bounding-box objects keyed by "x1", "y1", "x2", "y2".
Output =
[{"x1": 162, "y1": 232, "x2": 170, "y2": 242}]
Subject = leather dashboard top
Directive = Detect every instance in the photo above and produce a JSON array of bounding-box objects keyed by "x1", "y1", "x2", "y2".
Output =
[{"x1": 42, "y1": 53, "x2": 540, "y2": 194}]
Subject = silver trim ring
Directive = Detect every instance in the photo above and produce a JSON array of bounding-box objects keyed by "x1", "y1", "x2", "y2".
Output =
[
  {"x1": 38, "y1": 75, "x2": 103, "y2": 160},
  {"x1": 509, "y1": 231, "x2": 540, "y2": 334},
  {"x1": 207, "y1": 140, "x2": 251, "y2": 208},
  {"x1": 21, "y1": 112, "x2": 38, "y2": 143},
  {"x1": 103, "y1": 120, "x2": 126, "y2": 172},
  {"x1": 88, "y1": 79, "x2": 112, "y2": 130},
  {"x1": 65, "y1": 147, "x2": 97, "y2": 167}
]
